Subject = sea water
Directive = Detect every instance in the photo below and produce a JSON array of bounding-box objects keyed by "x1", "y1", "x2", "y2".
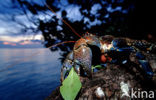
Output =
[{"x1": 0, "y1": 48, "x2": 61, "y2": 100}]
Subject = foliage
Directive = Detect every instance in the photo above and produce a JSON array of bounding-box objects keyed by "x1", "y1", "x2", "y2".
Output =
[
  {"x1": 92, "y1": 65, "x2": 103, "y2": 72},
  {"x1": 60, "y1": 67, "x2": 82, "y2": 100},
  {"x1": 11, "y1": 0, "x2": 156, "y2": 62}
]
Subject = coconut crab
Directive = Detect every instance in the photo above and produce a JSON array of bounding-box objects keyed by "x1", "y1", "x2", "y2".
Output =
[
  {"x1": 61, "y1": 32, "x2": 156, "y2": 81},
  {"x1": 43, "y1": 4, "x2": 155, "y2": 82}
]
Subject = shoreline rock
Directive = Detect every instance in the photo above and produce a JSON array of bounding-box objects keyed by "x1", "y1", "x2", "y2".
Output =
[{"x1": 46, "y1": 62, "x2": 156, "y2": 100}]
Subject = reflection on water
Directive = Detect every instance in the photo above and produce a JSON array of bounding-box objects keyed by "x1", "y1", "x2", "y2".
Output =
[{"x1": 0, "y1": 48, "x2": 61, "y2": 100}]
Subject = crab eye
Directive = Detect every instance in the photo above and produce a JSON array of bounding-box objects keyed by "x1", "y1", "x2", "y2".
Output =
[{"x1": 85, "y1": 32, "x2": 89, "y2": 36}]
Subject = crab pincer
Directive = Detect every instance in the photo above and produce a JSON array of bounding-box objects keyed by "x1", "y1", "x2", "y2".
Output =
[{"x1": 61, "y1": 33, "x2": 101, "y2": 80}]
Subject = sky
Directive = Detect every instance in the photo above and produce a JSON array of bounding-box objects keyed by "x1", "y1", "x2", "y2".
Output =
[
  {"x1": 0, "y1": 0, "x2": 80, "y2": 48},
  {"x1": 0, "y1": 0, "x2": 43, "y2": 48},
  {"x1": 0, "y1": 0, "x2": 124, "y2": 48},
  {"x1": 0, "y1": 0, "x2": 81, "y2": 48}
]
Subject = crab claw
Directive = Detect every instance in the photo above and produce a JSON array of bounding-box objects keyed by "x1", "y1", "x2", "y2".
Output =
[
  {"x1": 138, "y1": 60, "x2": 154, "y2": 77},
  {"x1": 61, "y1": 51, "x2": 74, "y2": 82},
  {"x1": 74, "y1": 38, "x2": 93, "y2": 78}
]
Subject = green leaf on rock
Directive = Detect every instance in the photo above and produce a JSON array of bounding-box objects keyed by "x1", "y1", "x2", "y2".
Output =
[
  {"x1": 92, "y1": 65, "x2": 103, "y2": 72},
  {"x1": 60, "y1": 67, "x2": 82, "y2": 100},
  {"x1": 92, "y1": 65, "x2": 103, "y2": 69}
]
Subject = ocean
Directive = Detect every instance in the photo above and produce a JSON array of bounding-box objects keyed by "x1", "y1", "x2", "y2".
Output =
[{"x1": 0, "y1": 48, "x2": 61, "y2": 100}]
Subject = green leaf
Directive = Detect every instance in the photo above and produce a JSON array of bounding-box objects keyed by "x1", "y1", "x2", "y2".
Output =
[
  {"x1": 92, "y1": 65, "x2": 103, "y2": 69},
  {"x1": 92, "y1": 65, "x2": 103, "y2": 72},
  {"x1": 60, "y1": 67, "x2": 82, "y2": 100}
]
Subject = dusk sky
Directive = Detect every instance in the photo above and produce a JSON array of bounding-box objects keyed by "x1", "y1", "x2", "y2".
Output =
[
  {"x1": 0, "y1": 0, "x2": 123, "y2": 48},
  {"x1": 0, "y1": 0, "x2": 44, "y2": 48}
]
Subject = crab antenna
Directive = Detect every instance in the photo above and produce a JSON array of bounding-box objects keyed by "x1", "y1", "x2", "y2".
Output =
[
  {"x1": 47, "y1": 41, "x2": 76, "y2": 48},
  {"x1": 45, "y1": 3, "x2": 82, "y2": 38}
]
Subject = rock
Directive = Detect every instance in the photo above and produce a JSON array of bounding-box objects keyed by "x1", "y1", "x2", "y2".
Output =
[
  {"x1": 95, "y1": 87, "x2": 105, "y2": 98},
  {"x1": 46, "y1": 62, "x2": 156, "y2": 100}
]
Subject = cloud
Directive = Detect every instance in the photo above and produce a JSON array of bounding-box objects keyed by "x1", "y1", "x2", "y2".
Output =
[
  {"x1": 90, "y1": 3, "x2": 102, "y2": 15},
  {"x1": 0, "y1": 39, "x2": 43, "y2": 48},
  {"x1": 0, "y1": 27, "x2": 7, "y2": 34},
  {"x1": 0, "y1": 15, "x2": 24, "y2": 36},
  {"x1": 0, "y1": 34, "x2": 43, "y2": 42},
  {"x1": 19, "y1": 40, "x2": 41, "y2": 45},
  {"x1": 3, "y1": 41, "x2": 9, "y2": 45},
  {"x1": 0, "y1": 32, "x2": 43, "y2": 48},
  {"x1": 3, "y1": 41, "x2": 16, "y2": 46},
  {"x1": 2, "y1": 40, "x2": 40, "y2": 46},
  {"x1": 107, "y1": 5, "x2": 122, "y2": 13},
  {"x1": 0, "y1": 0, "x2": 18, "y2": 14},
  {"x1": 65, "y1": 5, "x2": 83, "y2": 21}
]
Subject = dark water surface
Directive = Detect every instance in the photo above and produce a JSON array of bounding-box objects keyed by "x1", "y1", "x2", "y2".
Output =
[{"x1": 0, "y1": 48, "x2": 61, "y2": 100}]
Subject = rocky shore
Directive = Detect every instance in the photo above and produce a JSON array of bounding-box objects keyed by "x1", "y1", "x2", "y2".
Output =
[{"x1": 46, "y1": 54, "x2": 156, "y2": 100}]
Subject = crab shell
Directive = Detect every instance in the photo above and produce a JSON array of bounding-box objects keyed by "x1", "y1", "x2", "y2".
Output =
[{"x1": 61, "y1": 33, "x2": 155, "y2": 81}]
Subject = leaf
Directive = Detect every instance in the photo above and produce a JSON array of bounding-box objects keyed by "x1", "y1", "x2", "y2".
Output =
[
  {"x1": 60, "y1": 67, "x2": 82, "y2": 100},
  {"x1": 92, "y1": 65, "x2": 102, "y2": 70}
]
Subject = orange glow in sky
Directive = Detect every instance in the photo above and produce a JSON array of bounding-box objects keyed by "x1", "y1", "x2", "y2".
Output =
[
  {"x1": 0, "y1": 34, "x2": 42, "y2": 47},
  {"x1": 3, "y1": 42, "x2": 9, "y2": 45},
  {"x1": 0, "y1": 34, "x2": 42, "y2": 42},
  {"x1": 3, "y1": 42, "x2": 17, "y2": 46},
  {"x1": 19, "y1": 41, "x2": 40, "y2": 45}
]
